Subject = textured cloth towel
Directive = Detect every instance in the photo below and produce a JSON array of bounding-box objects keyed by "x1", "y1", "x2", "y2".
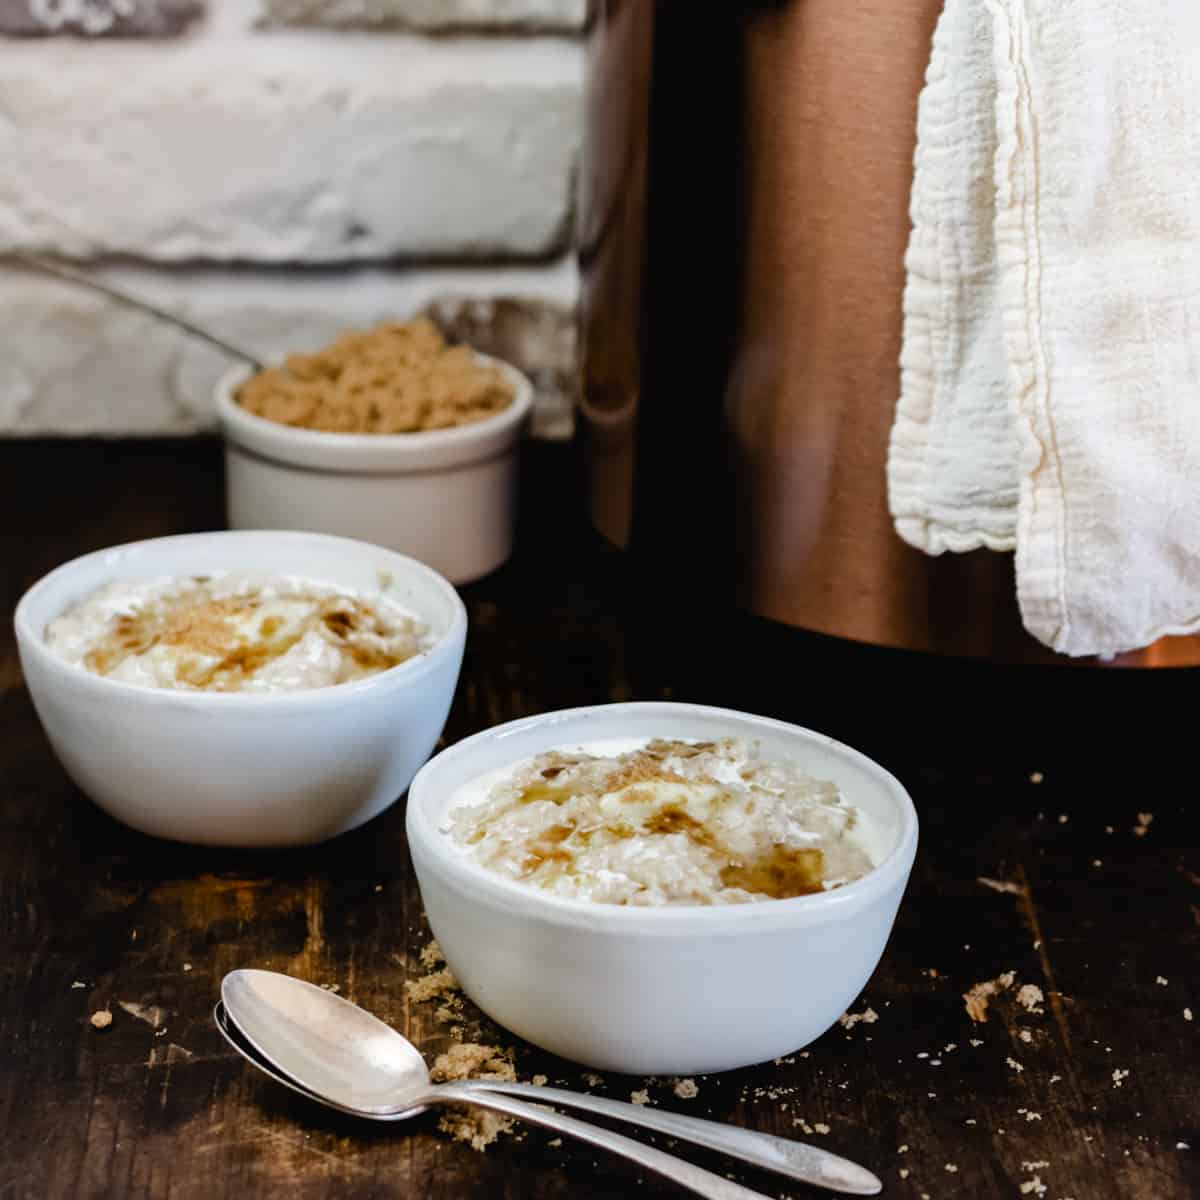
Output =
[{"x1": 889, "y1": 0, "x2": 1200, "y2": 657}]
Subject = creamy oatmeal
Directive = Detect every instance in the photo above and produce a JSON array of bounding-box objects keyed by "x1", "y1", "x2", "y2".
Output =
[
  {"x1": 45, "y1": 573, "x2": 429, "y2": 693},
  {"x1": 445, "y1": 738, "x2": 880, "y2": 906}
]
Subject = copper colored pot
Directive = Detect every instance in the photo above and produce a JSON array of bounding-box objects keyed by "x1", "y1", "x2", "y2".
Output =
[{"x1": 578, "y1": 0, "x2": 1200, "y2": 669}]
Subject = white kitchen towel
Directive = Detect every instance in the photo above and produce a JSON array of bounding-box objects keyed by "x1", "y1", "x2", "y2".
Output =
[{"x1": 889, "y1": 0, "x2": 1200, "y2": 658}]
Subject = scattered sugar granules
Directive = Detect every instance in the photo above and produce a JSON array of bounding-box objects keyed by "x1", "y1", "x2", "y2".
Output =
[
  {"x1": 838, "y1": 1005, "x2": 879, "y2": 1030},
  {"x1": 1017, "y1": 984, "x2": 1045, "y2": 1014},
  {"x1": 406, "y1": 941, "x2": 466, "y2": 1027},
  {"x1": 1020, "y1": 1176, "x2": 1048, "y2": 1197},
  {"x1": 405, "y1": 967, "x2": 458, "y2": 1004},
  {"x1": 964, "y1": 971, "x2": 1016, "y2": 1023},
  {"x1": 978, "y1": 877, "x2": 1025, "y2": 895},
  {"x1": 1019, "y1": 1030, "x2": 1033, "y2": 1043},
  {"x1": 630, "y1": 1090, "x2": 650, "y2": 1106},
  {"x1": 583, "y1": 1072, "x2": 604, "y2": 1089},
  {"x1": 673, "y1": 1078, "x2": 699, "y2": 1100},
  {"x1": 1185, "y1": 1008, "x2": 1193, "y2": 1022},
  {"x1": 1112, "y1": 1069, "x2": 1129, "y2": 1088},
  {"x1": 1006, "y1": 1057, "x2": 1025, "y2": 1074},
  {"x1": 531, "y1": 1074, "x2": 547, "y2": 1087},
  {"x1": 1156, "y1": 976, "x2": 1168, "y2": 986},
  {"x1": 1133, "y1": 812, "x2": 1154, "y2": 837},
  {"x1": 944, "y1": 1163, "x2": 958, "y2": 1173},
  {"x1": 430, "y1": 1043, "x2": 517, "y2": 1151},
  {"x1": 1030, "y1": 772, "x2": 1044, "y2": 784},
  {"x1": 89, "y1": 1010, "x2": 112, "y2": 1030}
]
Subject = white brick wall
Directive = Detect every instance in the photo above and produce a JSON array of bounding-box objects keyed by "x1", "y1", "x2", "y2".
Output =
[
  {"x1": 258, "y1": 0, "x2": 587, "y2": 31},
  {"x1": 0, "y1": 256, "x2": 577, "y2": 435},
  {"x1": 0, "y1": 0, "x2": 583, "y2": 435}
]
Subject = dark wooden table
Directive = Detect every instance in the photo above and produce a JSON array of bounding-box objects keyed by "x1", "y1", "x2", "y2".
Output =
[{"x1": 2, "y1": 438, "x2": 1197, "y2": 1200}]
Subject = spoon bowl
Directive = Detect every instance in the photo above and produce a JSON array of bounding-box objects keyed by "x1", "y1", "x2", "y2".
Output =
[{"x1": 221, "y1": 969, "x2": 430, "y2": 1115}]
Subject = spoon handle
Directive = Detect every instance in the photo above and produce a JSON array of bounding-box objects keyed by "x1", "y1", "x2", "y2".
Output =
[
  {"x1": 429, "y1": 1082, "x2": 775, "y2": 1200},
  {"x1": 6, "y1": 252, "x2": 267, "y2": 370},
  {"x1": 456, "y1": 1081, "x2": 880, "y2": 1196}
]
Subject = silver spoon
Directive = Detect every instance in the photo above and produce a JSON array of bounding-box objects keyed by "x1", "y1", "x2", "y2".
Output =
[
  {"x1": 7, "y1": 252, "x2": 267, "y2": 370},
  {"x1": 213, "y1": 1001, "x2": 877, "y2": 1196},
  {"x1": 218, "y1": 969, "x2": 881, "y2": 1197}
]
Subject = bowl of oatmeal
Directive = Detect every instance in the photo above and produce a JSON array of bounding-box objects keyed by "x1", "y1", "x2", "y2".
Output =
[
  {"x1": 406, "y1": 702, "x2": 918, "y2": 1075},
  {"x1": 14, "y1": 530, "x2": 467, "y2": 846},
  {"x1": 216, "y1": 318, "x2": 534, "y2": 586}
]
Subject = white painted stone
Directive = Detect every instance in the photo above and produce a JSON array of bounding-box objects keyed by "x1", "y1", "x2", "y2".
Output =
[
  {"x1": 0, "y1": 257, "x2": 577, "y2": 436},
  {"x1": 259, "y1": 0, "x2": 587, "y2": 31},
  {"x1": 0, "y1": 32, "x2": 581, "y2": 262}
]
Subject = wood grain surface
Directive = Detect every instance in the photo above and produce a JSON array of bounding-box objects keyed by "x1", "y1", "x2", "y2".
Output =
[{"x1": 1, "y1": 439, "x2": 1196, "y2": 1199}]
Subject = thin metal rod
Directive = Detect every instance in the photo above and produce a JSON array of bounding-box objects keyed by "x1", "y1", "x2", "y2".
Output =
[{"x1": 7, "y1": 252, "x2": 267, "y2": 370}]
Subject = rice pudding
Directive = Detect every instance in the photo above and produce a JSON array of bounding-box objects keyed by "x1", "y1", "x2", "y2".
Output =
[
  {"x1": 44, "y1": 573, "x2": 429, "y2": 693},
  {"x1": 445, "y1": 737, "x2": 880, "y2": 906}
]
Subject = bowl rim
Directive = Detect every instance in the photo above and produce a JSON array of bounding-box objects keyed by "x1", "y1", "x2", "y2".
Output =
[
  {"x1": 13, "y1": 529, "x2": 468, "y2": 712},
  {"x1": 407, "y1": 701, "x2": 919, "y2": 932},
  {"x1": 215, "y1": 353, "x2": 534, "y2": 471}
]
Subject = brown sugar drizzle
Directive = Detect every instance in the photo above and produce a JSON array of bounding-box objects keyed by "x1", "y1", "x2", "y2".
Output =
[
  {"x1": 720, "y1": 846, "x2": 825, "y2": 899},
  {"x1": 507, "y1": 744, "x2": 831, "y2": 901}
]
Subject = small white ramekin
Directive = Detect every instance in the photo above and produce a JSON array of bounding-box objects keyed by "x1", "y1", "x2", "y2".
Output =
[
  {"x1": 14, "y1": 530, "x2": 467, "y2": 847},
  {"x1": 216, "y1": 356, "x2": 534, "y2": 586},
  {"x1": 407, "y1": 702, "x2": 919, "y2": 1075}
]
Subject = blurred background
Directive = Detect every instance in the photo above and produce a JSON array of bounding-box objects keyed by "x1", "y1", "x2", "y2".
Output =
[{"x1": 0, "y1": 0, "x2": 583, "y2": 440}]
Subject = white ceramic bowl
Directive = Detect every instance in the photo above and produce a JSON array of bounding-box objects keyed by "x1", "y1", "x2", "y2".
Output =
[
  {"x1": 14, "y1": 530, "x2": 467, "y2": 847},
  {"x1": 407, "y1": 702, "x2": 918, "y2": 1075},
  {"x1": 216, "y1": 355, "x2": 534, "y2": 586}
]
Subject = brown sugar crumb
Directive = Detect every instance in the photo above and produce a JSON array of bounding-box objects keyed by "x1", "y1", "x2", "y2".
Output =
[
  {"x1": 838, "y1": 1005, "x2": 879, "y2": 1030},
  {"x1": 408, "y1": 939, "x2": 473, "y2": 1030},
  {"x1": 405, "y1": 967, "x2": 459, "y2": 1005},
  {"x1": 978, "y1": 876, "x2": 1026, "y2": 895},
  {"x1": 237, "y1": 317, "x2": 514, "y2": 435},
  {"x1": 673, "y1": 1078, "x2": 699, "y2": 1100},
  {"x1": 964, "y1": 970, "x2": 1016, "y2": 1023},
  {"x1": 431, "y1": 1042, "x2": 516, "y2": 1083},
  {"x1": 430, "y1": 1043, "x2": 518, "y2": 1151},
  {"x1": 1016, "y1": 983, "x2": 1045, "y2": 1014},
  {"x1": 89, "y1": 1010, "x2": 112, "y2": 1029}
]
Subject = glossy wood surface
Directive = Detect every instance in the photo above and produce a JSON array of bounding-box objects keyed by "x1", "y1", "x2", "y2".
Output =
[{"x1": 1, "y1": 438, "x2": 1196, "y2": 1199}]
